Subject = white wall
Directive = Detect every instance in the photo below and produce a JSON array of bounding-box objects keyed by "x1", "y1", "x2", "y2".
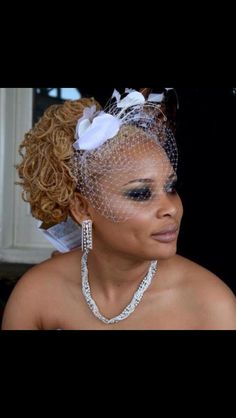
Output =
[{"x1": 0, "y1": 88, "x2": 53, "y2": 263}]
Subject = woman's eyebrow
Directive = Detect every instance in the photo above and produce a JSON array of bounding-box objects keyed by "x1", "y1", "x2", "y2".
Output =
[
  {"x1": 166, "y1": 173, "x2": 177, "y2": 181},
  {"x1": 123, "y1": 172, "x2": 177, "y2": 187},
  {"x1": 122, "y1": 178, "x2": 154, "y2": 186}
]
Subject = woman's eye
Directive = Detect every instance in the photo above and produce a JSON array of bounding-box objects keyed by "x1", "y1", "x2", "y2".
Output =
[
  {"x1": 124, "y1": 187, "x2": 152, "y2": 201},
  {"x1": 165, "y1": 180, "x2": 177, "y2": 193}
]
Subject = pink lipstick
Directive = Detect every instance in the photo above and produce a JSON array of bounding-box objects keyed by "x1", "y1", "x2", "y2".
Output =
[{"x1": 151, "y1": 225, "x2": 179, "y2": 243}]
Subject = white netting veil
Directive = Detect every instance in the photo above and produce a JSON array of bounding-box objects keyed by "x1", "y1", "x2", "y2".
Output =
[{"x1": 71, "y1": 89, "x2": 178, "y2": 222}]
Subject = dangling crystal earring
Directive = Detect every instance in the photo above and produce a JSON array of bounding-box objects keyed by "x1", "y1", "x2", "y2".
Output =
[{"x1": 82, "y1": 220, "x2": 93, "y2": 252}]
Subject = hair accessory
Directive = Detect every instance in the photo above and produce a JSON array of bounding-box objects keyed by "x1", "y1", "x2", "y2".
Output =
[
  {"x1": 73, "y1": 89, "x2": 167, "y2": 152},
  {"x1": 71, "y1": 88, "x2": 178, "y2": 223}
]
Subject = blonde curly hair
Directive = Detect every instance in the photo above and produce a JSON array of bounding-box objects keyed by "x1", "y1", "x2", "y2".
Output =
[{"x1": 17, "y1": 97, "x2": 102, "y2": 226}]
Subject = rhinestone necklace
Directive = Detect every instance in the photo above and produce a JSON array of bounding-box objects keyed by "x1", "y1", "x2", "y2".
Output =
[{"x1": 81, "y1": 251, "x2": 158, "y2": 324}]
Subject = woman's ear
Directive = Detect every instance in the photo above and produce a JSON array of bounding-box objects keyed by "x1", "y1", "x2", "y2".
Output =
[{"x1": 70, "y1": 192, "x2": 91, "y2": 224}]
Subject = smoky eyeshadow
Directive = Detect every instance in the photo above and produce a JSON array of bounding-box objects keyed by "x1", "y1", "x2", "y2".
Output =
[
  {"x1": 122, "y1": 175, "x2": 178, "y2": 201},
  {"x1": 164, "y1": 178, "x2": 178, "y2": 192},
  {"x1": 123, "y1": 186, "x2": 152, "y2": 201}
]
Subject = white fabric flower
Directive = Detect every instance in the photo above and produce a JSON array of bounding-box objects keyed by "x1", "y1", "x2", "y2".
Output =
[
  {"x1": 73, "y1": 88, "x2": 170, "y2": 151},
  {"x1": 73, "y1": 110, "x2": 121, "y2": 151},
  {"x1": 147, "y1": 93, "x2": 164, "y2": 103},
  {"x1": 111, "y1": 89, "x2": 121, "y2": 103},
  {"x1": 75, "y1": 105, "x2": 103, "y2": 139},
  {"x1": 112, "y1": 88, "x2": 165, "y2": 113},
  {"x1": 116, "y1": 91, "x2": 145, "y2": 109}
]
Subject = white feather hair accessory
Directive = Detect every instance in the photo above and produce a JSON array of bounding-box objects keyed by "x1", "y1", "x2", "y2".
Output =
[{"x1": 71, "y1": 88, "x2": 178, "y2": 222}]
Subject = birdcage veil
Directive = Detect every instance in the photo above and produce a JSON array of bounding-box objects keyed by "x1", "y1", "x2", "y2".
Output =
[{"x1": 71, "y1": 88, "x2": 178, "y2": 222}]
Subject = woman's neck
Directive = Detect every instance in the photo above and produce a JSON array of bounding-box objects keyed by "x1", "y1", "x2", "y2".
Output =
[{"x1": 86, "y1": 246, "x2": 154, "y2": 299}]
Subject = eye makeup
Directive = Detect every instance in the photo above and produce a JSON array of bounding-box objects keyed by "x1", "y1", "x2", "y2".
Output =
[
  {"x1": 122, "y1": 174, "x2": 178, "y2": 202},
  {"x1": 124, "y1": 186, "x2": 152, "y2": 201},
  {"x1": 164, "y1": 177, "x2": 178, "y2": 193}
]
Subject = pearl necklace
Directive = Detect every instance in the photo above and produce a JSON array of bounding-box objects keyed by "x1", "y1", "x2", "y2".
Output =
[{"x1": 81, "y1": 251, "x2": 158, "y2": 324}]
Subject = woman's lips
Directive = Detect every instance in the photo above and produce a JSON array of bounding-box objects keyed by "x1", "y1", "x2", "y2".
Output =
[{"x1": 151, "y1": 226, "x2": 179, "y2": 243}]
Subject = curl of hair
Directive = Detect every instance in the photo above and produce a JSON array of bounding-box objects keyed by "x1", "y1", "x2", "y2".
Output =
[{"x1": 17, "y1": 97, "x2": 102, "y2": 225}]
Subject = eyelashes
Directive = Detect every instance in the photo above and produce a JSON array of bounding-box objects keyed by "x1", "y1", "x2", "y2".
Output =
[
  {"x1": 124, "y1": 187, "x2": 152, "y2": 201},
  {"x1": 123, "y1": 180, "x2": 178, "y2": 202},
  {"x1": 164, "y1": 179, "x2": 178, "y2": 193}
]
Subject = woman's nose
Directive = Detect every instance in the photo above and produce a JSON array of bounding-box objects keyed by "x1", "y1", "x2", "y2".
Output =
[{"x1": 155, "y1": 192, "x2": 179, "y2": 218}]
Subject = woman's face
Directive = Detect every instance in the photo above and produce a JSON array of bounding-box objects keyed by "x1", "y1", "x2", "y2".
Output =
[{"x1": 87, "y1": 141, "x2": 183, "y2": 261}]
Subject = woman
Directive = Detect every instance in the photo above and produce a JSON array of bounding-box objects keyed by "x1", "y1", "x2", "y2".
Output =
[{"x1": 2, "y1": 89, "x2": 236, "y2": 330}]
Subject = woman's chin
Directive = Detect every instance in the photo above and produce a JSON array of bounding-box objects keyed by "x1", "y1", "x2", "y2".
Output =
[{"x1": 148, "y1": 242, "x2": 178, "y2": 260}]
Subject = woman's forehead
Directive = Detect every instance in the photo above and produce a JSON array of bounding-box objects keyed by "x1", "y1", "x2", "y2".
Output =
[
  {"x1": 100, "y1": 143, "x2": 174, "y2": 186},
  {"x1": 98, "y1": 135, "x2": 171, "y2": 165}
]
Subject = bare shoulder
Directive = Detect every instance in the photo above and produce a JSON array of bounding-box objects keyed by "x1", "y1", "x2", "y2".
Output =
[
  {"x1": 174, "y1": 254, "x2": 236, "y2": 330},
  {"x1": 1, "y1": 249, "x2": 82, "y2": 330}
]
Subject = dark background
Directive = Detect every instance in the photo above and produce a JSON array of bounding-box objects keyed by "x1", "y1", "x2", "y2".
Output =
[
  {"x1": 167, "y1": 87, "x2": 233, "y2": 294},
  {"x1": 173, "y1": 87, "x2": 236, "y2": 294}
]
